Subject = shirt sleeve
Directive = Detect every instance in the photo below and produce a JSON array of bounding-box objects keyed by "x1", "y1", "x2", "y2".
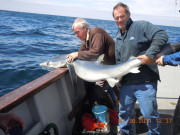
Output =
[
  {"x1": 78, "y1": 33, "x2": 104, "y2": 61},
  {"x1": 163, "y1": 51, "x2": 180, "y2": 66},
  {"x1": 143, "y1": 22, "x2": 168, "y2": 59}
]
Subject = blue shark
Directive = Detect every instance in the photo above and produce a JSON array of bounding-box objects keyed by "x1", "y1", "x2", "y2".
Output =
[{"x1": 40, "y1": 42, "x2": 180, "y2": 87}]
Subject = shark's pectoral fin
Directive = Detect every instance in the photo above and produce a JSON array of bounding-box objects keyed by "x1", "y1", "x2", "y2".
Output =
[
  {"x1": 96, "y1": 54, "x2": 105, "y2": 64},
  {"x1": 106, "y1": 78, "x2": 119, "y2": 87},
  {"x1": 129, "y1": 67, "x2": 140, "y2": 73}
]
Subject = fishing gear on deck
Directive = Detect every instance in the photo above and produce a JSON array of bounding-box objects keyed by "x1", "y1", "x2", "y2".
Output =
[
  {"x1": 39, "y1": 123, "x2": 59, "y2": 135},
  {"x1": 81, "y1": 113, "x2": 105, "y2": 131}
]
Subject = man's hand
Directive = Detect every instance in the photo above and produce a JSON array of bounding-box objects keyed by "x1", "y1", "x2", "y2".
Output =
[
  {"x1": 95, "y1": 80, "x2": 105, "y2": 87},
  {"x1": 137, "y1": 55, "x2": 155, "y2": 65},
  {"x1": 67, "y1": 52, "x2": 78, "y2": 63},
  {"x1": 156, "y1": 56, "x2": 164, "y2": 66},
  {"x1": 0, "y1": 113, "x2": 25, "y2": 134}
]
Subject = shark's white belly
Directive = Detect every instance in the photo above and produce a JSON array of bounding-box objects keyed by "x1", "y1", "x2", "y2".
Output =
[{"x1": 74, "y1": 65, "x2": 108, "y2": 82}]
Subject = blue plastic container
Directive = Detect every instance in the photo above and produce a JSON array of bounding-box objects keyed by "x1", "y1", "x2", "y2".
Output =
[{"x1": 92, "y1": 105, "x2": 107, "y2": 123}]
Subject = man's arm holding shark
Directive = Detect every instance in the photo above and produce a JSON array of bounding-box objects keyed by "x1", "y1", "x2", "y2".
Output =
[
  {"x1": 67, "y1": 33, "x2": 104, "y2": 63},
  {"x1": 78, "y1": 33, "x2": 104, "y2": 61},
  {"x1": 137, "y1": 22, "x2": 168, "y2": 65}
]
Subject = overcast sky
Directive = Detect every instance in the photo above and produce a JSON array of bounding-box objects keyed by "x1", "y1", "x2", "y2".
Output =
[{"x1": 0, "y1": 0, "x2": 180, "y2": 27}]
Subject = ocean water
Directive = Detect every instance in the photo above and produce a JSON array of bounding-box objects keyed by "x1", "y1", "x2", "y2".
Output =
[{"x1": 0, "y1": 10, "x2": 180, "y2": 96}]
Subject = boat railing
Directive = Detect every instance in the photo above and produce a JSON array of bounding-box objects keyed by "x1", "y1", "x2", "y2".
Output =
[
  {"x1": 0, "y1": 67, "x2": 87, "y2": 135},
  {"x1": 0, "y1": 68, "x2": 68, "y2": 112}
]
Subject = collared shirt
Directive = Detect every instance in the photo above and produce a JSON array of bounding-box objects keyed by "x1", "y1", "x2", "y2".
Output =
[{"x1": 84, "y1": 29, "x2": 89, "y2": 48}]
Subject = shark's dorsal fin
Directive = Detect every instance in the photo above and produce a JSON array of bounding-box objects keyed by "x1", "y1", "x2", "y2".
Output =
[
  {"x1": 96, "y1": 54, "x2": 105, "y2": 64},
  {"x1": 106, "y1": 78, "x2": 119, "y2": 87}
]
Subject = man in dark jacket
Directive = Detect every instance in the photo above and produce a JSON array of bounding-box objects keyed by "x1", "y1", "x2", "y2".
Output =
[
  {"x1": 113, "y1": 2, "x2": 168, "y2": 135},
  {"x1": 68, "y1": 18, "x2": 117, "y2": 108}
]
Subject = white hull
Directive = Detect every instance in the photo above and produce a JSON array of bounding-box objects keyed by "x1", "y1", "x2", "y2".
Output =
[{"x1": 157, "y1": 66, "x2": 179, "y2": 110}]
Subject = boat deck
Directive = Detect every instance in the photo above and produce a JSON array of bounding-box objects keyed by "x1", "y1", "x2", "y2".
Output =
[{"x1": 109, "y1": 98, "x2": 177, "y2": 135}]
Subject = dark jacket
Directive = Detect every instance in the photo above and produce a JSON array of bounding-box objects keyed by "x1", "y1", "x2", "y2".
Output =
[
  {"x1": 115, "y1": 18, "x2": 168, "y2": 84},
  {"x1": 78, "y1": 27, "x2": 115, "y2": 65}
]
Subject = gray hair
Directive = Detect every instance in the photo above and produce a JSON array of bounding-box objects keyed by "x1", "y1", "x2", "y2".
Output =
[
  {"x1": 72, "y1": 18, "x2": 89, "y2": 30},
  {"x1": 112, "y1": 2, "x2": 130, "y2": 17}
]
